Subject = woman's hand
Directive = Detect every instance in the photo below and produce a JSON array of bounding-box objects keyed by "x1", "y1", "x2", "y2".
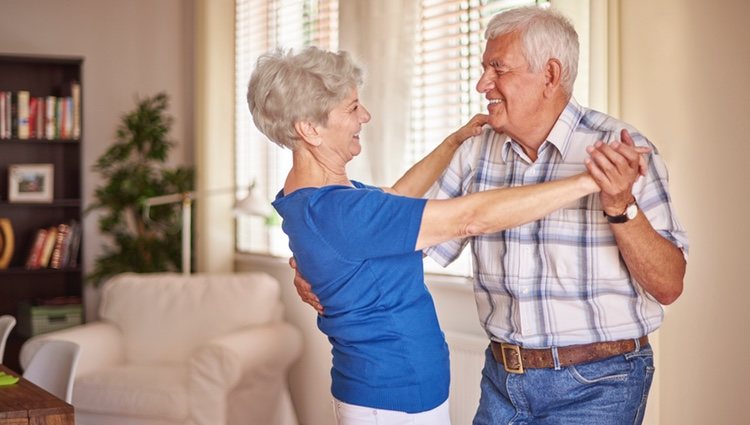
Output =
[{"x1": 447, "y1": 113, "x2": 488, "y2": 147}]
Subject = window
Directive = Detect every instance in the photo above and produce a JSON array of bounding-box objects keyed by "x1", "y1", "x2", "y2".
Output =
[
  {"x1": 411, "y1": 0, "x2": 548, "y2": 276},
  {"x1": 235, "y1": 0, "x2": 568, "y2": 274},
  {"x1": 235, "y1": 0, "x2": 338, "y2": 256}
]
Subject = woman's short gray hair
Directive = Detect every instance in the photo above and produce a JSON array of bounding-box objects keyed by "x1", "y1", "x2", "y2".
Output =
[
  {"x1": 485, "y1": 6, "x2": 579, "y2": 94},
  {"x1": 247, "y1": 46, "x2": 364, "y2": 150}
]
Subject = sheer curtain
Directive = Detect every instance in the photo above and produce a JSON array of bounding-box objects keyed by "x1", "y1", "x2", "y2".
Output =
[{"x1": 338, "y1": 0, "x2": 420, "y2": 186}]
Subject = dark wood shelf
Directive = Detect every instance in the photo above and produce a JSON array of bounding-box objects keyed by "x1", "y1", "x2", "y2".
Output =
[
  {"x1": 0, "y1": 199, "x2": 81, "y2": 208},
  {"x1": 0, "y1": 267, "x2": 81, "y2": 275},
  {"x1": 0, "y1": 138, "x2": 80, "y2": 144},
  {"x1": 0, "y1": 54, "x2": 84, "y2": 373}
]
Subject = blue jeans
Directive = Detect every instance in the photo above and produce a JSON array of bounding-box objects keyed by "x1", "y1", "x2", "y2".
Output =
[{"x1": 473, "y1": 343, "x2": 655, "y2": 425}]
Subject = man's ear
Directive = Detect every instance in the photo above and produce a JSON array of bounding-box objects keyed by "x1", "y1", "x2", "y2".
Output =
[
  {"x1": 544, "y1": 58, "x2": 563, "y2": 96},
  {"x1": 294, "y1": 120, "x2": 322, "y2": 147}
]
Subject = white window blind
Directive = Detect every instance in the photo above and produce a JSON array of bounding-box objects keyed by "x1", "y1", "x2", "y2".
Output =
[
  {"x1": 235, "y1": 0, "x2": 338, "y2": 256},
  {"x1": 408, "y1": 0, "x2": 547, "y2": 168},
  {"x1": 412, "y1": 0, "x2": 548, "y2": 277},
  {"x1": 235, "y1": 0, "x2": 561, "y2": 271}
]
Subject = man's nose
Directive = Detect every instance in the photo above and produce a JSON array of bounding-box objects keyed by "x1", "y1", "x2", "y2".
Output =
[{"x1": 476, "y1": 72, "x2": 492, "y2": 93}]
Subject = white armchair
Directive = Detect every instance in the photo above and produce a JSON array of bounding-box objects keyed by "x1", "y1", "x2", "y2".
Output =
[{"x1": 19, "y1": 272, "x2": 302, "y2": 425}]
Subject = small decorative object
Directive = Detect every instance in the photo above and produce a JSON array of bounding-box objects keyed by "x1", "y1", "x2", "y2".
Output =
[
  {"x1": 0, "y1": 218, "x2": 14, "y2": 269},
  {"x1": 8, "y1": 163, "x2": 54, "y2": 203}
]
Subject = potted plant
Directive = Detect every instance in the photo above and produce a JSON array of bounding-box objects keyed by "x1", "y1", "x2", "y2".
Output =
[{"x1": 87, "y1": 92, "x2": 194, "y2": 284}]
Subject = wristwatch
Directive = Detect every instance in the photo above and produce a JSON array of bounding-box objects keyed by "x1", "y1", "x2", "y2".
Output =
[{"x1": 603, "y1": 200, "x2": 638, "y2": 224}]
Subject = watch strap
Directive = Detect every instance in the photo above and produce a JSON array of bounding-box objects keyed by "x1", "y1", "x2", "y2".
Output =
[{"x1": 603, "y1": 200, "x2": 637, "y2": 224}]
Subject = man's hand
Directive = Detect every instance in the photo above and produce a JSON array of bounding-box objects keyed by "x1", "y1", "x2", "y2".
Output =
[
  {"x1": 585, "y1": 129, "x2": 651, "y2": 215},
  {"x1": 289, "y1": 257, "x2": 324, "y2": 314}
]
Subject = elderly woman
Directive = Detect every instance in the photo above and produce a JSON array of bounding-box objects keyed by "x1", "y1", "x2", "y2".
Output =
[{"x1": 247, "y1": 46, "x2": 601, "y2": 425}]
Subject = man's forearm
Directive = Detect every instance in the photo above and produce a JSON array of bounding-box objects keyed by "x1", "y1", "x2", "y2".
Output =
[{"x1": 611, "y1": 213, "x2": 686, "y2": 305}]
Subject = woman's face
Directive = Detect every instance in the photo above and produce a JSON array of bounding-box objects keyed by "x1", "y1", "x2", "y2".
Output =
[{"x1": 317, "y1": 87, "x2": 371, "y2": 162}]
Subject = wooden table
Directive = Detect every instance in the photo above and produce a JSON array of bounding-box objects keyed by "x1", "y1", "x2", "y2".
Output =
[{"x1": 0, "y1": 365, "x2": 74, "y2": 425}]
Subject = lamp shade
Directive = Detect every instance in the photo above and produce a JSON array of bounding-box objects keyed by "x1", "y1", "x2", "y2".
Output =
[{"x1": 233, "y1": 185, "x2": 272, "y2": 217}]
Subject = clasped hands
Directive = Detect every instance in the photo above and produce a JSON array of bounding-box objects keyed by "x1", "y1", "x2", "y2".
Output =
[{"x1": 585, "y1": 129, "x2": 652, "y2": 216}]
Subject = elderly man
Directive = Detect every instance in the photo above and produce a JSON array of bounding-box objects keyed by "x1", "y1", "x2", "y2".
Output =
[
  {"x1": 294, "y1": 5, "x2": 688, "y2": 425},
  {"x1": 422, "y1": 6, "x2": 688, "y2": 425}
]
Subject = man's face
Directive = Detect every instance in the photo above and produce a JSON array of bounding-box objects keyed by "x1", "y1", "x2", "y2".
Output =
[{"x1": 476, "y1": 31, "x2": 547, "y2": 140}]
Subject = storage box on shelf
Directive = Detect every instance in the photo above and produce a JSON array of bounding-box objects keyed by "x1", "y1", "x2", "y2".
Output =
[
  {"x1": 17, "y1": 298, "x2": 83, "y2": 338},
  {"x1": 0, "y1": 54, "x2": 84, "y2": 372}
]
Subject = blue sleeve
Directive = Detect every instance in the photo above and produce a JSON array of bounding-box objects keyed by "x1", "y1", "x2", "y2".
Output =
[{"x1": 306, "y1": 186, "x2": 427, "y2": 261}]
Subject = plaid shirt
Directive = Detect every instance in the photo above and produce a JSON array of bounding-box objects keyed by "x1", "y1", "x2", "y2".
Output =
[{"x1": 426, "y1": 98, "x2": 689, "y2": 348}]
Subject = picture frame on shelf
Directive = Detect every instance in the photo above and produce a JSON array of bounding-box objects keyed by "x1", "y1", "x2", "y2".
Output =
[{"x1": 8, "y1": 163, "x2": 54, "y2": 203}]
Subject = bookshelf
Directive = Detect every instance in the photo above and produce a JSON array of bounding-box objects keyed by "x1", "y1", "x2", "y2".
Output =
[{"x1": 0, "y1": 54, "x2": 83, "y2": 372}]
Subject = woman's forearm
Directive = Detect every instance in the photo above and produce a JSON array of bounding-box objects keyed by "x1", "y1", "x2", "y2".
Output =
[
  {"x1": 388, "y1": 114, "x2": 487, "y2": 197},
  {"x1": 415, "y1": 173, "x2": 599, "y2": 250}
]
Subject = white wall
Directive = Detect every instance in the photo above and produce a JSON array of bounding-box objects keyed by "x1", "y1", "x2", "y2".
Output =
[
  {"x1": 620, "y1": 1, "x2": 750, "y2": 424},
  {"x1": 0, "y1": 1, "x2": 195, "y2": 315}
]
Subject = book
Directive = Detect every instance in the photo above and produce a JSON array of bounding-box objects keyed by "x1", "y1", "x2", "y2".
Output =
[
  {"x1": 25, "y1": 228, "x2": 48, "y2": 269},
  {"x1": 0, "y1": 92, "x2": 6, "y2": 139},
  {"x1": 9, "y1": 92, "x2": 16, "y2": 138},
  {"x1": 35, "y1": 96, "x2": 44, "y2": 139},
  {"x1": 55, "y1": 97, "x2": 64, "y2": 139},
  {"x1": 49, "y1": 222, "x2": 70, "y2": 269},
  {"x1": 28, "y1": 96, "x2": 38, "y2": 139},
  {"x1": 38, "y1": 226, "x2": 58, "y2": 268},
  {"x1": 64, "y1": 220, "x2": 81, "y2": 268},
  {"x1": 71, "y1": 82, "x2": 81, "y2": 139},
  {"x1": 17, "y1": 90, "x2": 30, "y2": 139},
  {"x1": 63, "y1": 97, "x2": 73, "y2": 139},
  {"x1": 45, "y1": 96, "x2": 56, "y2": 140}
]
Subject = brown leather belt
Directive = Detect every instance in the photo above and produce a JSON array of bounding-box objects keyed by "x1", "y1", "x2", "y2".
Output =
[{"x1": 490, "y1": 336, "x2": 649, "y2": 374}]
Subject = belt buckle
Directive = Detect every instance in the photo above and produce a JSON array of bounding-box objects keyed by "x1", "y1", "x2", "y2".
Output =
[{"x1": 500, "y1": 343, "x2": 524, "y2": 374}]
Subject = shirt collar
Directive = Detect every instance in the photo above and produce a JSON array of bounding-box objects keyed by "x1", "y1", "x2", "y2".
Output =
[{"x1": 500, "y1": 97, "x2": 585, "y2": 162}]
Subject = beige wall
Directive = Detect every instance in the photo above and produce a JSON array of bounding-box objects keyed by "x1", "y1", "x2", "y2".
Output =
[
  {"x1": 0, "y1": 0, "x2": 195, "y2": 304},
  {"x1": 244, "y1": 2, "x2": 750, "y2": 424},
  {"x1": 620, "y1": 0, "x2": 750, "y2": 424},
  {"x1": 4, "y1": 0, "x2": 750, "y2": 424}
]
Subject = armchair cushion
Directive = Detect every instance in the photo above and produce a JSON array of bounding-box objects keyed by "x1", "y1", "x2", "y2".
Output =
[
  {"x1": 74, "y1": 364, "x2": 188, "y2": 422},
  {"x1": 100, "y1": 272, "x2": 280, "y2": 365}
]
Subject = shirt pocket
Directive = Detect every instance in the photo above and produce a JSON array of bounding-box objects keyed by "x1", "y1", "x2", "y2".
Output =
[{"x1": 541, "y1": 198, "x2": 631, "y2": 281}]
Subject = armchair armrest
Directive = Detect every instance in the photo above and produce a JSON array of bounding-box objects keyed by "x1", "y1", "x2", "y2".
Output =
[
  {"x1": 188, "y1": 322, "x2": 302, "y2": 425},
  {"x1": 20, "y1": 321, "x2": 125, "y2": 376}
]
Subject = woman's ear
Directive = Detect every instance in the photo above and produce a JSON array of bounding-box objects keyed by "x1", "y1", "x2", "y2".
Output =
[{"x1": 294, "y1": 121, "x2": 322, "y2": 147}]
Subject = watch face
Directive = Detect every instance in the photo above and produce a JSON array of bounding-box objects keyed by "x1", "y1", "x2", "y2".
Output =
[{"x1": 625, "y1": 203, "x2": 638, "y2": 220}]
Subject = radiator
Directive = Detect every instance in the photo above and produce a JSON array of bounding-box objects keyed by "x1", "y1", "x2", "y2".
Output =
[{"x1": 445, "y1": 331, "x2": 488, "y2": 425}]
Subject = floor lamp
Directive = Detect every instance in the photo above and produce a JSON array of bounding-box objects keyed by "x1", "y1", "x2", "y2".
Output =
[{"x1": 143, "y1": 182, "x2": 272, "y2": 275}]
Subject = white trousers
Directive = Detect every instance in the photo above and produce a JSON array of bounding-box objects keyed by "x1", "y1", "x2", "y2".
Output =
[{"x1": 332, "y1": 398, "x2": 451, "y2": 425}]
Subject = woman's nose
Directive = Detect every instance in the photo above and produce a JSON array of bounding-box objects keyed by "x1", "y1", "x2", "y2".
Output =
[{"x1": 360, "y1": 105, "x2": 371, "y2": 123}]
